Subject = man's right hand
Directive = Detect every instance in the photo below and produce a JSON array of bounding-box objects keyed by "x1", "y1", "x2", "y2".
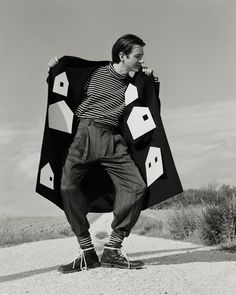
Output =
[{"x1": 47, "y1": 56, "x2": 59, "y2": 70}]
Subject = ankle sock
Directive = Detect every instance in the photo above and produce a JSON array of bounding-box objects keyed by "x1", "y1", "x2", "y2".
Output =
[
  {"x1": 77, "y1": 235, "x2": 93, "y2": 250},
  {"x1": 107, "y1": 231, "x2": 125, "y2": 247}
]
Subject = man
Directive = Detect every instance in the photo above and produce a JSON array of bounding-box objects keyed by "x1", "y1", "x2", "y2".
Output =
[{"x1": 48, "y1": 34, "x2": 159, "y2": 273}]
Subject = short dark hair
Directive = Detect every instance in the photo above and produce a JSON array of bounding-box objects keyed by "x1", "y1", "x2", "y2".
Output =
[{"x1": 112, "y1": 34, "x2": 146, "y2": 63}]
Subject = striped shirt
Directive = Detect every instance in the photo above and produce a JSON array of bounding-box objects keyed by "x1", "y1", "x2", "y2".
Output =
[{"x1": 75, "y1": 63, "x2": 130, "y2": 127}]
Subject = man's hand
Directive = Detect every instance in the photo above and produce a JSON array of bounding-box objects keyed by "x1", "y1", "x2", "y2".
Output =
[
  {"x1": 142, "y1": 66, "x2": 153, "y2": 76},
  {"x1": 47, "y1": 56, "x2": 59, "y2": 71},
  {"x1": 142, "y1": 66, "x2": 159, "y2": 81}
]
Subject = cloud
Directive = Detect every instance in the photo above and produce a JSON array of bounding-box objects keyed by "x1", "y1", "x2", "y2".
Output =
[
  {"x1": 161, "y1": 99, "x2": 236, "y2": 188},
  {"x1": 16, "y1": 152, "x2": 40, "y2": 180},
  {"x1": 0, "y1": 123, "x2": 54, "y2": 216},
  {"x1": 0, "y1": 123, "x2": 43, "y2": 189},
  {"x1": 162, "y1": 99, "x2": 236, "y2": 135}
]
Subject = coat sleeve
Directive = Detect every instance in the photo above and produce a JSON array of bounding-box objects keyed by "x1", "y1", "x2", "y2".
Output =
[{"x1": 153, "y1": 76, "x2": 161, "y2": 113}]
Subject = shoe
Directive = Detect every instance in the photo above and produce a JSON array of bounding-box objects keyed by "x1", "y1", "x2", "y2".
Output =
[
  {"x1": 100, "y1": 243, "x2": 144, "y2": 269},
  {"x1": 58, "y1": 247, "x2": 100, "y2": 274}
]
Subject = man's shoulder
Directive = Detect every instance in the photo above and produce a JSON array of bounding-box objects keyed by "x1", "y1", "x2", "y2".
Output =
[{"x1": 60, "y1": 56, "x2": 110, "y2": 69}]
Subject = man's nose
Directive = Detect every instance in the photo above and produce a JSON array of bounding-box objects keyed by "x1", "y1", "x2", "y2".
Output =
[{"x1": 139, "y1": 58, "x2": 144, "y2": 64}]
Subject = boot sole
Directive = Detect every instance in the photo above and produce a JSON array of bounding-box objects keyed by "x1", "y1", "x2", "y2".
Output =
[
  {"x1": 100, "y1": 262, "x2": 144, "y2": 269},
  {"x1": 58, "y1": 262, "x2": 100, "y2": 274}
]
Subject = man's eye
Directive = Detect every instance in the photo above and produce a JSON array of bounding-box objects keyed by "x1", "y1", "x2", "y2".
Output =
[{"x1": 135, "y1": 55, "x2": 143, "y2": 59}]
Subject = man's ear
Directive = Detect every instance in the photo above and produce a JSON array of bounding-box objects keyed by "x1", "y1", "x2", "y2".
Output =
[{"x1": 119, "y1": 52, "x2": 125, "y2": 62}]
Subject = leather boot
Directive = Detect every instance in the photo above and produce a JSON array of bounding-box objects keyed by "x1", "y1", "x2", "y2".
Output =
[
  {"x1": 100, "y1": 243, "x2": 144, "y2": 269},
  {"x1": 58, "y1": 247, "x2": 100, "y2": 273}
]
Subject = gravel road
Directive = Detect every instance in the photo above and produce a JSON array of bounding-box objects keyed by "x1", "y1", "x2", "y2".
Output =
[{"x1": 0, "y1": 213, "x2": 235, "y2": 295}]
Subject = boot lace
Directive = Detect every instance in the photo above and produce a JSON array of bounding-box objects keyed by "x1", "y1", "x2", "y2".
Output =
[
  {"x1": 105, "y1": 246, "x2": 131, "y2": 269},
  {"x1": 72, "y1": 247, "x2": 94, "y2": 271}
]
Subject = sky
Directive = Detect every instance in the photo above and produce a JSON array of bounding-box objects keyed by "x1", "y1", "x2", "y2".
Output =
[{"x1": 0, "y1": 0, "x2": 236, "y2": 216}]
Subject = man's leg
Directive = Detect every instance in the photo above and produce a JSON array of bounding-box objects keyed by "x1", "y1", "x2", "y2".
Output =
[
  {"x1": 61, "y1": 160, "x2": 91, "y2": 241},
  {"x1": 100, "y1": 133, "x2": 147, "y2": 269},
  {"x1": 58, "y1": 124, "x2": 99, "y2": 273}
]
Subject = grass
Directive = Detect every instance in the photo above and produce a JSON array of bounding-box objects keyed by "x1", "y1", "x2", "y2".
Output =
[
  {"x1": 132, "y1": 184, "x2": 236, "y2": 249},
  {"x1": 1, "y1": 206, "x2": 235, "y2": 249},
  {"x1": 132, "y1": 200, "x2": 236, "y2": 249},
  {"x1": 0, "y1": 215, "x2": 73, "y2": 247},
  {"x1": 132, "y1": 209, "x2": 173, "y2": 240},
  {"x1": 0, "y1": 213, "x2": 101, "y2": 248},
  {"x1": 1, "y1": 185, "x2": 236, "y2": 249}
]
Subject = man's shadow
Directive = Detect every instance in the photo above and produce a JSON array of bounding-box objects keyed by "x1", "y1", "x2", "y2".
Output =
[{"x1": 138, "y1": 247, "x2": 236, "y2": 266}]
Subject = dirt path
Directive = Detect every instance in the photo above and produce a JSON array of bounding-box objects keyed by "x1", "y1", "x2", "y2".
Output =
[{"x1": 0, "y1": 213, "x2": 235, "y2": 295}]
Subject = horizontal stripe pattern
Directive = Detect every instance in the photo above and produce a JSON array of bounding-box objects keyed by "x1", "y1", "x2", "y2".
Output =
[
  {"x1": 108, "y1": 235, "x2": 123, "y2": 244},
  {"x1": 75, "y1": 63, "x2": 129, "y2": 126},
  {"x1": 77, "y1": 235, "x2": 93, "y2": 249}
]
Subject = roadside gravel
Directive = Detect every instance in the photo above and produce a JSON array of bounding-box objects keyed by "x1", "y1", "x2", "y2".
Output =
[{"x1": 0, "y1": 213, "x2": 235, "y2": 295}]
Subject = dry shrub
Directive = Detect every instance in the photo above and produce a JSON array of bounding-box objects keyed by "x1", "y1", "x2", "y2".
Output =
[
  {"x1": 166, "y1": 200, "x2": 236, "y2": 246},
  {"x1": 200, "y1": 200, "x2": 236, "y2": 245},
  {"x1": 167, "y1": 205, "x2": 202, "y2": 240}
]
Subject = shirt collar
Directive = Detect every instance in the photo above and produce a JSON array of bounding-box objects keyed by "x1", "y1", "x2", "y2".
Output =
[{"x1": 107, "y1": 63, "x2": 129, "y2": 81}]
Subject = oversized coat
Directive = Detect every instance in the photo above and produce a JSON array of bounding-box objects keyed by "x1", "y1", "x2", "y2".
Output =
[{"x1": 35, "y1": 56, "x2": 183, "y2": 212}]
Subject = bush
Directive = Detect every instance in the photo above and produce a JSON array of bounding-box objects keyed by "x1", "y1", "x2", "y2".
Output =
[
  {"x1": 165, "y1": 199, "x2": 236, "y2": 246},
  {"x1": 200, "y1": 200, "x2": 236, "y2": 245},
  {"x1": 167, "y1": 205, "x2": 201, "y2": 240}
]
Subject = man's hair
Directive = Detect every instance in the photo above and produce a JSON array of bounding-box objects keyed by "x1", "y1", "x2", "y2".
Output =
[{"x1": 112, "y1": 34, "x2": 146, "y2": 63}]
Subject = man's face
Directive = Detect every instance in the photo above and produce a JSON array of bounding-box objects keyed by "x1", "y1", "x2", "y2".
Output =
[{"x1": 123, "y1": 45, "x2": 144, "y2": 72}]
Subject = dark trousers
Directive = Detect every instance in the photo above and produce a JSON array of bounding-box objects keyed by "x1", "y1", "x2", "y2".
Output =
[{"x1": 61, "y1": 119, "x2": 146, "y2": 239}]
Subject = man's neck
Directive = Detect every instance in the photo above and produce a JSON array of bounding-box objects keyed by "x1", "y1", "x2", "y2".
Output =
[{"x1": 112, "y1": 63, "x2": 129, "y2": 77}]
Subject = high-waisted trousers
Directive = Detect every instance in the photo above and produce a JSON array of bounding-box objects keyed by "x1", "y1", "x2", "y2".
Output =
[{"x1": 60, "y1": 119, "x2": 147, "y2": 238}]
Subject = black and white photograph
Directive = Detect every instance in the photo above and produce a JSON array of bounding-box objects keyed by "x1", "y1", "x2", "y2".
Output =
[{"x1": 0, "y1": 0, "x2": 236, "y2": 294}]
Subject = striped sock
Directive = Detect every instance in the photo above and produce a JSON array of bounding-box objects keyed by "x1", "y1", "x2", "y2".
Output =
[
  {"x1": 77, "y1": 235, "x2": 93, "y2": 250},
  {"x1": 107, "y1": 231, "x2": 125, "y2": 247}
]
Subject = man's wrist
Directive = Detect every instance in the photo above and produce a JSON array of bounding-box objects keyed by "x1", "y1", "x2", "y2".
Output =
[{"x1": 153, "y1": 75, "x2": 159, "y2": 82}]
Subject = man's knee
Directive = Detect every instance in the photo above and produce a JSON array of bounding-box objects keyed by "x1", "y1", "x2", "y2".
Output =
[
  {"x1": 60, "y1": 183, "x2": 77, "y2": 197},
  {"x1": 135, "y1": 180, "x2": 147, "y2": 195}
]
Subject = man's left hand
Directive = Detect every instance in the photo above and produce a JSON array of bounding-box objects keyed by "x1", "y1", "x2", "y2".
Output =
[
  {"x1": 142, "y1": 66, "x2": 158, "y2": 81},
  {"x1": 142, "y1": 66, "x2": 153, "y2": 76}
]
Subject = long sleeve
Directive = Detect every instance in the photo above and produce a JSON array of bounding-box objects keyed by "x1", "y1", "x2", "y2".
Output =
[{"x1": 153, "y1": 76, "x2": 161, "y2": 113}]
